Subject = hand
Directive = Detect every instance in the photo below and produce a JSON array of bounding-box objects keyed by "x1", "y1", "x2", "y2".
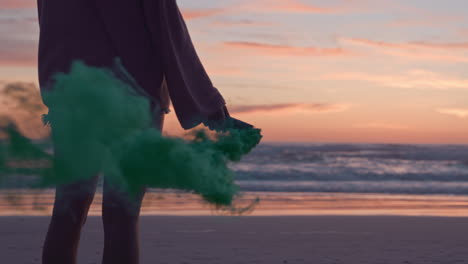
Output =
[
  {"x1": 203, "y1": 106, "x2": 254, "y2": 131},
  {"x1": 223, "y1": 117, "x2": 254, "y2": 130},
  {"x1": 203, "y1": 106, "x2": 227, "y2": 131}
]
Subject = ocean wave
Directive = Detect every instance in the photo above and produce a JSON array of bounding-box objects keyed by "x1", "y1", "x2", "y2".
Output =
[
  {"x1": 231, "y1": 159, "x2": 468, "y2": 182},
  {"x1": 228, "y1": 143, "x2": 468, "y2": 195},
  {"x1": 242, "y1": 144, "x2": 468, "y2": 163}
]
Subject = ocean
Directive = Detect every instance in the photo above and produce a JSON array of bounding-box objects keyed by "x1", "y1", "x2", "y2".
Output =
[{"x1": 232, "y1": 143, "x2": 468, "y2": 195}]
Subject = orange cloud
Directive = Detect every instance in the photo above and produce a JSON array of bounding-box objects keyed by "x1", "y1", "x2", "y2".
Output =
[
  {"x1": 179, "y1": 0, "x2": 341, "y2": 21},
  {"x1": 229, "y1": 103, "x2": 351, "y2": 115},
  {"x1": 250, "y1": 0, "x2": 341, "y2": 14},
  {"x1": 269, "y1": 0, "x2": 336, "y2": 14},
  {"x1": 211, "y1": 19, "x2": 274, "y2": 28},
  {"x1": 343, "y1": 38, "x2": 408, "y2": 49},
  {"x1": 353, "y1": 122, "x2": 410, "y2": 130},
  {"x1": 324, "y1": 70, "x2": 468, "y2": 90},
  {"x1": 181, "y1": 8, "x2": 225, "y2": 20},
  {"x1": 223, "y1": 41, "x2": 349, "y2": 57},
  {"x1": 410, "y1": 41, "x2": 468, "y2": 50},
  {"x1": 345, "y1": 38, "x2": 468, "y2": 50},
  {"x1": 180, "y1": 0, "x2": 351, "y2": 23},
  {"x1": 436, "y1": 108, "x2": 468, "y2": 118},
  {"x1": 0, "y1": 82, "x2": 49, "y2": 139}
]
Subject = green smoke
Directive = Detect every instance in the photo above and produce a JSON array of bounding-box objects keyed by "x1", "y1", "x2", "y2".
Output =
[{"x1": 1, "y1": 61, "x2": 262, "y2": 206}]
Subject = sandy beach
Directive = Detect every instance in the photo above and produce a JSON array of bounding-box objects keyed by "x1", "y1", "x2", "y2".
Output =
[{"x1": 1, "y1": 215, "x2": 467, "y2": 264}]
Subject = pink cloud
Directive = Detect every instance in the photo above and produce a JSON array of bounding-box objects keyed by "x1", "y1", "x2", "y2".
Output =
[
  {"x1": 250, "y1": 0, "x2": 342, "y2": 14},
  {"x1": 324, "y1": 70, "x2": 468, "y2": 90},
  {"x1": 223, "y1": 41, "x2": 350, "y2": 57},
  {"x1": 388, "y1": 14, "x2": 463, "y2": 28},
  {"x1": 268, "y1": 0, "x2": 337, "y2": 14},
  {"x1": 0, "y1": 11, "x2": 39, "y2": 67},
  {"x1": 0, "y1": 40, "x2": 37, "y2": 67},
  {"x1": 180, "y1": 0, "x2": 356, "y2": 22},
  {"x1": 345, "y1": 38, "x2": 468, "y2": 50},
  {"x1": 211, "y1": 19, "x2": 274, "y2": 28},
  {"x1": 410, "y1": 41, "x2": 468, "y2": 50},
  {"x1": 341, "y1": 38, "x2": 468, "y2": 62},
  {"x1": 0, "y1": 0, "x2": 36, "y2": 9}
]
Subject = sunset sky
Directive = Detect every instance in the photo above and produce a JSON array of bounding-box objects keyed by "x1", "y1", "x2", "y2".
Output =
[{"x1": 1, "y1": 0, "x2": 468, "y2": 144}]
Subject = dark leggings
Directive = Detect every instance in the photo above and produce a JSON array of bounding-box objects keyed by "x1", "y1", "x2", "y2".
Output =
[{"x1": 42, "y1": 113, "x2": 164, "y2": 264}]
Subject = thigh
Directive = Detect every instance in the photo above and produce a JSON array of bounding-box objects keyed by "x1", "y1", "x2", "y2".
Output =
[
  {"x1": 51, "y1": 174, "x2": 99, "y2": 223},
  {"x1": 55, "y1": 175, "x2": 99, "y2": 197},
  {"x1": 102, "y1": 177, "x2": 146, "y2": 217},
  {"x1": 52, "y1": 140, "x2": 100, "y2": 213},
  {"x1": 102, "y1": 110, "x2": 165, "y2": 213}
]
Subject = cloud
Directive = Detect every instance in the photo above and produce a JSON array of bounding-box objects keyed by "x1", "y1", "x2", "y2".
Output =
[
  {"x1": 179, "y1": 0, "x2": 340, "y2": 21},
  {"x1": 0, "y1": 39, "x2": 37, "y2": 67},
  {"x1": 436, "y1": 108, "x2": 468, "y2": 118},
  {"x1": 181, "y1": 8, "x2": 225, "y2": 20},
  {"x1": 0, "y1": 0, "x2": 36, "y2": 9},
  {"x1": 229, "y1": 103, "x2": 350, "y2": 115},
  {"x1": 353, "y1": 122, "x2": 410, "y2": 130},
  {"x1": 345, "y1": 38, "x2": 468, "y2": 50},
  {"x1": 264, "y1": 0, "x2": 338, "y2": 14},
  {"x1": 410, "y1": 41, "x2": 468, "y2": 50},
  {"x1": 324, "y1": 70, "x2": 468, "y2": 90},
  {"x1": 181, "y1": 0, "x2": 366, "y2": 18},
  {"x1": 247, "y1": 0, "x2": 345, "y2": 14},
  {"x1": 341, "y1": 38, "x2": 468, "y2": 62},
  {"x1": 223, "y1": 41, "x2": 349, "y2": 57},
  {"x1": 211, "y1": 19, "x2": 274, "y2": 28},
  {"x1": 388, "y1": 14, "x2": 463, "y2": 28},
  {"x1": 0, "y1": 0, "x2": 350, "y2": 14},
  {"x1": 180, "y1": 0, "x2": 341, "y2": 21},
  {"x1": 0, "y1": 82, "x2": 49, "y2": 138},
  {"x1": 0, "y1": 12, "x2": 39, "y2": 67}
]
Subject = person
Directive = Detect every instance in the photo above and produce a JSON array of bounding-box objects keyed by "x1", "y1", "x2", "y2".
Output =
[{"x1": 37, "y1": 1, "x2": 237, "y2": 263}]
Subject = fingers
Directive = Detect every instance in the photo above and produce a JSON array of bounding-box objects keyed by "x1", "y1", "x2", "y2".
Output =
[{"x1": 205, "y1": 117, "x2": 254, "y2": 132}]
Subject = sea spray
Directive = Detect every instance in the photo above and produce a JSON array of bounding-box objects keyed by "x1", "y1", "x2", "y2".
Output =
[{"x1": 0, "y1": 61, "x2": 262, "y2": 207}]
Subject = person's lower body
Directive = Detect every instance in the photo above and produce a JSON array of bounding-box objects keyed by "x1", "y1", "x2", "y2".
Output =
[{"x1": 42, "y1": 112, "x2": 165, "y2": 264}]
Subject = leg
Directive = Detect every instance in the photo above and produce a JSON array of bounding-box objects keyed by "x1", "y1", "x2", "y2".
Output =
[
  {"x1": 42, "y1": 175, "x2": 99, "y2": 264},
  {"x1": 102, "y1": 112, "x2": 165, "y2": 264},
  {"x1": 101, "y1": 180, "x2": 146, "y2": 264}
]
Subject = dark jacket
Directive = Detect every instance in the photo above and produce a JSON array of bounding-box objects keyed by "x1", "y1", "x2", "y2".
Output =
[{"x1": 37, "y1": 0, "x2": 226, "y2": 129}]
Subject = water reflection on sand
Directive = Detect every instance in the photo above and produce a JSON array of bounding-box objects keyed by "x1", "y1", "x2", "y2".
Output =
[{"x1": 1, "y1": 190, "x2": 468, "y2": 217}]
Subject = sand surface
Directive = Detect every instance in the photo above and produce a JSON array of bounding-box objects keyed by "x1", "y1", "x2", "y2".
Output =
[{"x1": 1, "y1": 216, "x2": 468, "y2": 264}]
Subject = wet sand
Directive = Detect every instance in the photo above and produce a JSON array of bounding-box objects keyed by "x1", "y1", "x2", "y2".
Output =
[
  {"x1": 2, "y1": 191, "x2": 468, "y2": 217},
  {"x1": 1, "y1": 215, "x2": 468, "y2": 264}
]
